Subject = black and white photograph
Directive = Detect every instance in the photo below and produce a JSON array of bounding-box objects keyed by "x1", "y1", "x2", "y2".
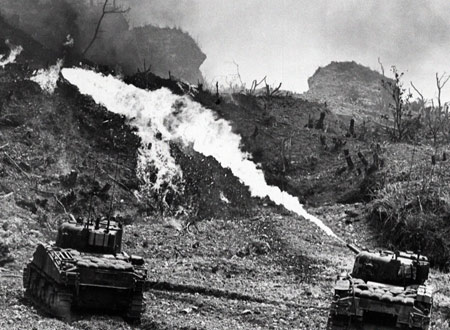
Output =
[{"x1": 0, "y1": 0, "x2": 449, "y2": 329}]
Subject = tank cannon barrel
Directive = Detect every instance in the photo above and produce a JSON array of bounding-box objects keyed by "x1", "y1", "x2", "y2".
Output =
[{"x1": 347, "y1": 243, "x2": 361, "y2": 254}]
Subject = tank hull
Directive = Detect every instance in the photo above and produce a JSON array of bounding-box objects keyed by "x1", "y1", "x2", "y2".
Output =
[
  {"x1": 328, "y1": 295, "x2": 431, "y2": 329},
  {"x1": 23, "y1": 243, "x2": 147, "y2": 321},
  {"x1": 328, "y1": 276, "x2": 432, "y2": 329}
]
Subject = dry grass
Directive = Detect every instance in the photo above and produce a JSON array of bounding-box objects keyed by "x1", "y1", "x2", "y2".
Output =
[{"x1": 369, "y1": 143, "x2": 450, "y2": 269}]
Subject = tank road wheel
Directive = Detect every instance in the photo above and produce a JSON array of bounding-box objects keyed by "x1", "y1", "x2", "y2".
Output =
[
  {"x1": 326, "y1": 316, "x2": 334, "y2": 330},
  {"x1": 125, "y1": 292, "x2": 145, "y2": 322},
  {"x1": 23, "y1": 266, "x2": 37, "y2": 297},
  {"x1": 37, "y1": 278, "x2": 47, "y2": 301},
  {"x1": 49, "y1": 288, "x2": 73, "y2": 322},
  {"x1": 23, "y1": 265, "x2": 31, "y2": 290},
  {"x1": 23, "y1": 268, "x2": 73, "y2": 322},
  {"x1": 326, "y1": 315, "x2": 350, "y2": 330},
  {"x1": 29, "y1": 271, "x2": 38, "y2": 296}
]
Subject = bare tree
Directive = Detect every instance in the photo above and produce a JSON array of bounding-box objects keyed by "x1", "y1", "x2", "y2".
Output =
[
  {"x1": 430, "y1": 73, "x2": 450, "y2": 145},
  {"x1": 381, "y1": 66, "x2": 412, "y2": 141},
  {"x1": 376, "y1": 58, "x2": 391, "y2": 119},
  {"x1": 221, "y1": 60, "x2": 246, "y2": 93},
  {"x1": 436, "y1": 72, "x2": 450, "y2": 111},
  {"x1": 247, "y1": 76, "x2": 266, "y2": 95},
  {"x1": 410, "y1": 81, "x2": 426, "y2": 115},
  {"x1": 413, "y1": 73, "x2": 449, "y2": 145},
  {"x1": 280, "y1": 136, "x2": 292, "y2": 173},
  {"x1": 377, "y1": 57, "x2": 385, "y2": 76},
  {"x1": 263, "y1": 78, "x2": 282, "y2": 115},
  {"x1": 82, "y1": 0, "x2": 129, "y2": 56}
]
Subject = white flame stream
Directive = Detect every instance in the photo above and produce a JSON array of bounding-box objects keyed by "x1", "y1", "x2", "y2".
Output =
[
  {"x1": 0, "y1": 40, "x2": 23, "y2": 68},
  {"x1": 61, "y1": 68, "x2": 342, "y2": 242}
]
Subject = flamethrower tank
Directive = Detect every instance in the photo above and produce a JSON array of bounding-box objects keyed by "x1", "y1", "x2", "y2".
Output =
[
  {"x1": 23, "y1": 217, "x2": 148, "y2": 322},
  {"x1": 327, "y1": 244, "x2": 433, "y2": 329}
]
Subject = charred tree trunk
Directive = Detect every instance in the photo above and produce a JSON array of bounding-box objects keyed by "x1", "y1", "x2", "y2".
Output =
[
  {"x1": 357, "y1": 152, "x2": 369, "y2": 167},
  {"x1": 373, "y1": 152, "x2": 379, "y2": 168},
  {"x1": 319, "y1": 135, "x2": 327, "y2": 149},
  {"x1": 215, "y1": 82, "x2": 221, "y2": 104},
  {"x1": 315, "y1": 112, "x2": 326, "y2": 130},
  {"x1": 344, "y1": 149, "x2": 354, "y2": 170},
  {"x1": 332, "y1": 138, "x2": 346, "y2": 152},
  {"x1": 347, "y1": 118, "x2": 355, "y2": 137},
  {"x1": 305, "y1": 114, "x2": 314, "y2": 129}
]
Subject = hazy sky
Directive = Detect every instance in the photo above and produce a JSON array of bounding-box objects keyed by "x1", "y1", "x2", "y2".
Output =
[{"x1": 126, "y1": 0, "x2": 450, "y2": 102}]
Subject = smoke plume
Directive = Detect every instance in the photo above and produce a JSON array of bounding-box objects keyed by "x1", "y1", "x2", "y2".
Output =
[{"x1": 61, "y1": 67, "x2": 342, "y2": 242}]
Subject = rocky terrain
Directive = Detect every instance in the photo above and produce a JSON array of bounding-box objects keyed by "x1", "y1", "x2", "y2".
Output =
[
  {"x1": 301, "y1": 61, "x2": 392, "y2": 122},
  {"x1": 0, "y1": 7, "x2": 449, "y2": 330}
]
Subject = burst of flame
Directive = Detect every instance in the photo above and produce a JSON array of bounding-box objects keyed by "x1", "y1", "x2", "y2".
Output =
[
  {"x1": 30, "y1": 59, "x2": 64, "y2": 94},
  {"x1": 136, "y1": 140, "x2": 184, "y2": 196},
  {"x1": 0, "y1": 40, "x2": 23, "y2": 68},
  {"x1": 61, "y1": 68, "x2": 342, "y2": 242}
]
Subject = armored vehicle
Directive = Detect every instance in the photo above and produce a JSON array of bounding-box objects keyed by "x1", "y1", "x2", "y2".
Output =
[
  {"x1": 327, "y1": 244, "x2": 433, "y2": 329},
  {"x1": 23, "y1": 216, "x2": 148, "y2": 321}
]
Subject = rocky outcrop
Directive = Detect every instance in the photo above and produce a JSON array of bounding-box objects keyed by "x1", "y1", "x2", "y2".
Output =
[
  {"x1": 132, "y1": 25, "x2": 206, "y2": 84},
  {"x1": 302, "y1": 61, "x2": 392, "y2": 120}
]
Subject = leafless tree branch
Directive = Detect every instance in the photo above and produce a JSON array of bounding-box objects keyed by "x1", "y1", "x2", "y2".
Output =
[
  {"x1": 82, "y1": 0, "x2": 130, "y2": 56},
  {"x1": 378, "y1": 57, "x2": 385, "y2": 77},
  {"x1": 410, "y1": 81, "x2": 424, "y2": 102}
]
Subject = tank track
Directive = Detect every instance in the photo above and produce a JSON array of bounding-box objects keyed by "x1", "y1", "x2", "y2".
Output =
[
  {"x1": 125, "y1": 291, "x2": 145, "y2": 321},
  {"x1": 23, "y1": 264, "x2": 73, "y2": 322},
  {"x1": 326, "y1": 314, "x2": 429, "y2": 330},
  {"x1": 326, "y1": 315, "x2": 351, "y2": 330}
]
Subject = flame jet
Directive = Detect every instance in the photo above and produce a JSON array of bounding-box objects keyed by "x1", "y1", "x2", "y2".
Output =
[
  {"x1": 30, "y1": 59, "x2": 63, "y2": 94},
  {"x1": 0, "y1": 40, "x2": 23, "y2": 68},
  {"x1": 62, "y1": 68, "x2": 343, "y2": 242}
]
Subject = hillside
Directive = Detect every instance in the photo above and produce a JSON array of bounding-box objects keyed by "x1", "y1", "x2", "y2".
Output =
[
  {"x1": 302, "y1": 61, "x2": 392, "y2": 121},
  {"x1": 0, "y1": 13, "x2": 449, "y2": 330}
]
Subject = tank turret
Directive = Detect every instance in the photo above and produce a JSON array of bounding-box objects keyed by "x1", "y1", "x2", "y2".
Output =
[
  {"x1": 352, "y1": 249, "x2": 429, "y2": 286},
  {"x1": 56, "y1": 217, "x2": 123, "y2": 254}
]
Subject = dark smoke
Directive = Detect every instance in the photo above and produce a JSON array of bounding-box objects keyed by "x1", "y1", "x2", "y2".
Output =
[
  {"x1": 0, "y1": 0, "x2": 79, "y2": 56},
  {"x1": 0, "y1": 0, "x2": 205, "y2": 83},
  {"x1": 125, "y1": 0, "x2": 197, "y2": 28}
]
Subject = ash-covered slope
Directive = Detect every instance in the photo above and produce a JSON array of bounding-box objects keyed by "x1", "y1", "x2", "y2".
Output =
[{"x1": 302, "y1": 61, "x2": 392, "y2": 120}]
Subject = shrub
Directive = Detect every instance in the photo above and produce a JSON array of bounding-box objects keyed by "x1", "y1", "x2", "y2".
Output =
[{"x1": 370, "y1": 182, "x2": 450, "y2": 270}]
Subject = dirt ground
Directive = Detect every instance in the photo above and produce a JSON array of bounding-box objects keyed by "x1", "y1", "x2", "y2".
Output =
[{"x1": 1, "y1": 197, "x2": 449, "y2": 330}]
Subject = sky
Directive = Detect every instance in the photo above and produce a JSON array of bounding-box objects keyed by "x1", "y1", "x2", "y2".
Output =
[{"x1": 125, "y1": 0, "x2": 450, "y2": 102}]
